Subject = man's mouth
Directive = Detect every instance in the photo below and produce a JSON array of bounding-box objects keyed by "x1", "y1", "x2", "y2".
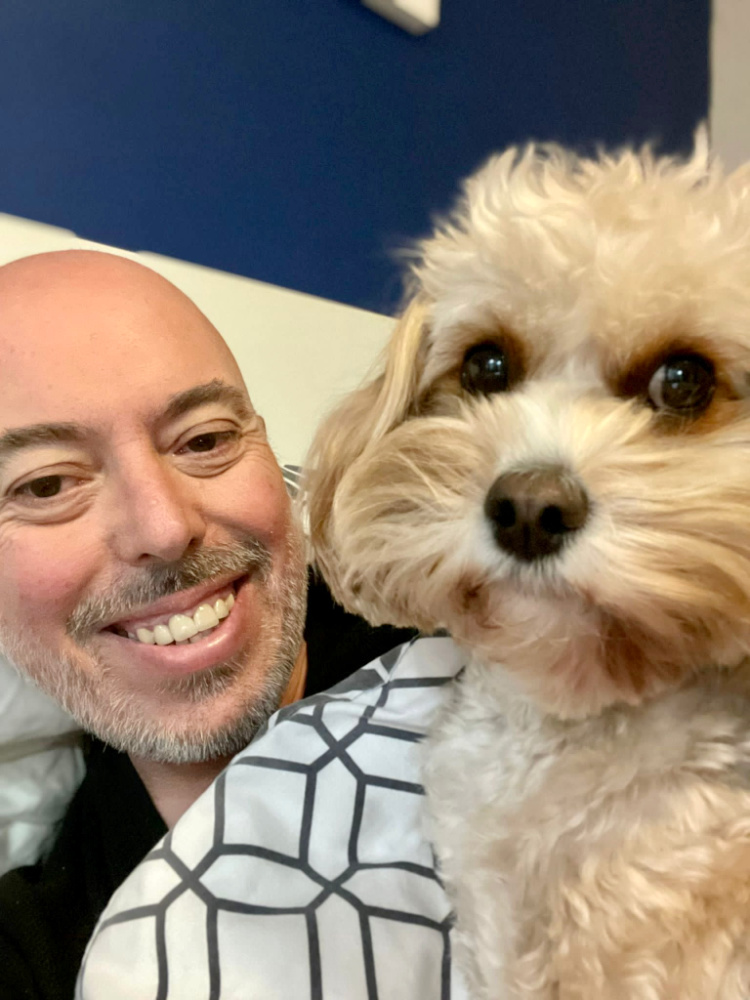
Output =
[{"x1": 107, "y1": 587, "x2": 238, "y2": 646}]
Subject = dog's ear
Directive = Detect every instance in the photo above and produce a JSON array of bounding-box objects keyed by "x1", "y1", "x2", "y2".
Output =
[
  {"x1": 304, "y1": 296, "x2": 429, "y2": 597},
  {"x1": 727, "y1": 160, "x2": 750, "y2": 199}
]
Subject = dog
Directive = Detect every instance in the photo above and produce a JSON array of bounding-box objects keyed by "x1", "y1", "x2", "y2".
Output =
[{"x1": 304, "y1": 132, "x2": 750, "y2": 999}]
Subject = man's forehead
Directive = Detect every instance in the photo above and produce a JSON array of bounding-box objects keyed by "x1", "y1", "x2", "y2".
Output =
[
  {"x1": 0, "y1": 249, "x2": 173, "y2": 294},
  {"x1": 0, "y1": 251, "x2": 249, "y2": 429},
  {"x1": 0, "y1": 251, "x2": 222, "y2": 347}
]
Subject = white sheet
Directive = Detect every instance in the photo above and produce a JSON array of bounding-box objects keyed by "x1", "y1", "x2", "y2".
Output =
[{"x1": 0, "y1": 656, "x2": 84, "y2": 875}]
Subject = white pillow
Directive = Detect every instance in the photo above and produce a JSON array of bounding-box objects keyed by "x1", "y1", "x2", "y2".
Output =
[
  {"x1": 78, "y1": 638, "x2": 470, "y2": 1000},
  {"x1": 0, "y1": 655, "x2": 84, "y2": 875}
]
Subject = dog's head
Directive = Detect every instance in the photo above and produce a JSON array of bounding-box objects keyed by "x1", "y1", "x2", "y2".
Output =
[{"x1": 306, "y1": 134, "x2": 750, "y2": 717}]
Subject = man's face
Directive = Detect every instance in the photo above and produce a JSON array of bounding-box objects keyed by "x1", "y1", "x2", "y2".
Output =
[{"x1": 0, "y1": 252, "x2": 307, "y2": 762}]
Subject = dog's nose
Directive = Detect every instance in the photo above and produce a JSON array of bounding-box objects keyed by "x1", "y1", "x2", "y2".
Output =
[{"x1": 484, "y1": 466, "x2": 589, "y2": 562}]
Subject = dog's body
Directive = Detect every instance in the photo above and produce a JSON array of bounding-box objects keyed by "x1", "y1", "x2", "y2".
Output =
[
  {"x1": 306, "y1": 134, "x2": 750, "y2": 997},
  {"x1": 426, "y1": 663, "x2": 750, "y2": 998}
]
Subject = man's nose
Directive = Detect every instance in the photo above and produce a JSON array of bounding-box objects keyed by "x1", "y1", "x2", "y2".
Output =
[{"x1": 107, "y1": 455, "x2": 207, "y2": 565}]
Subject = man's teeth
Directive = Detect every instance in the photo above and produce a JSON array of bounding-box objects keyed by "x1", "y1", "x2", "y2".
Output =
[{"x1": 128, "y1": 593, "x2": 235, "y2": 645}]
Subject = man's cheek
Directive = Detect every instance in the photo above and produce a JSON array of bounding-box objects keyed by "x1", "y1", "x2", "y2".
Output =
[
  {"x1": 228, "y1": 458, "x2": 291, "y2": 534},
  {"x1": 0, "y1": 535, "x2": 97, "y2": 624}
]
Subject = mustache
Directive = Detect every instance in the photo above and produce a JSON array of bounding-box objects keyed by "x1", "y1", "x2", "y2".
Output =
[{"x1": 67, "y1": 539, "x2": 271, "y2": 642}]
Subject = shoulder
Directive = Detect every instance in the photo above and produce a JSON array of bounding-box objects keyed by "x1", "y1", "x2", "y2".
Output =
[
  {"x1": 0, "y1": 741, "x2": 166, "y2": 1000},
  {"x1": 273, "y1": 632, "x2": 465, "y2": 737},
  {"x1": 303, "y1": 569, "x2": 418, "y2": 693},
  {"x1": 0, "y1": 857, "x2": 83, "y2": 1000}
]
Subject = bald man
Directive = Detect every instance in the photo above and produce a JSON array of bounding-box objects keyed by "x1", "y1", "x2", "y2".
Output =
[{"x1": 0, "y1": 251, "x2": 412, "y2": 1000}]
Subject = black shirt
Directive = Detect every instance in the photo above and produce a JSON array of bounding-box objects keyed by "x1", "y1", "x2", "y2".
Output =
[{"x1": 0, "y1": 574, "x2": 414, "y2": 1000}]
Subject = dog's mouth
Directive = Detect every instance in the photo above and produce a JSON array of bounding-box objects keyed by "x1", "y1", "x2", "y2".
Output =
[{"x1": 456, "y1": 562, "x2": 581, "y2": 621}]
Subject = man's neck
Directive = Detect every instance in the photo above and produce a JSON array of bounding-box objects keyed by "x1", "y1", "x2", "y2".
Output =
[
  {"x1": 130, "y1": 753, "x2": 232, "y2": 829},
  {"x1": 130, "y1": 641, "x2": 309, "y2": 828}
]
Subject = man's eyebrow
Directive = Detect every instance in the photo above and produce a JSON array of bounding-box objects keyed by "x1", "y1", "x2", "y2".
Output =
[
  {"x1": 162, "y1": 380, "x2": 254, "y2": 423},
  {"x1": 0, "y1": 423, "x2": 88, "y2": 467},
  {"x1": 0, "y1": 382, "x2": 252, "y2": 471}
]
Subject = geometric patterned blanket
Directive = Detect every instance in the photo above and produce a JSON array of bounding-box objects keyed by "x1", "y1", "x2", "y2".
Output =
[{"x1": 77, "y1": 637, "x2": 470, "y2": 1000}]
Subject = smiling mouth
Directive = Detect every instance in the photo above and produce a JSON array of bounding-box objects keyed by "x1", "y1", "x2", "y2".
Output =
[{"x1": 107, "y1": 586, "x2": 238, "y2": 646}]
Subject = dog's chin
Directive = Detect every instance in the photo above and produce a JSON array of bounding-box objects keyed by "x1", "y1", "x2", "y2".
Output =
[{"x1": 441, "y1": 575, "x2": 741, "y2": 721}]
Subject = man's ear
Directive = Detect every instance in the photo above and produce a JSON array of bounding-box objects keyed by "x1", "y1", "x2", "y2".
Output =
[{"x1": 303, "y1": 297, "x2": 429, "y2": 596}]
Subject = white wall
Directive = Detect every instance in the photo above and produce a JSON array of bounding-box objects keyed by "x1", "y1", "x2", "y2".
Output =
[
  {"x1": 711, "y1": 0, "x2": 750, "y2": 171},
  {"x1": 0, "y1": 214, "x2": 393, "y2": 468}
]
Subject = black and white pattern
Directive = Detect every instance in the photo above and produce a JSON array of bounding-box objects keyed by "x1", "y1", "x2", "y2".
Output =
[{"x1": 77, "y1": 637, "x2": 470, "y2": 1000}]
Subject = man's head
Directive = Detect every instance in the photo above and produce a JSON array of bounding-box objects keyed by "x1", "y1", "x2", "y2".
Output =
[{"x1": 0, "y1": 250, "x2": 307, "y2": 762}]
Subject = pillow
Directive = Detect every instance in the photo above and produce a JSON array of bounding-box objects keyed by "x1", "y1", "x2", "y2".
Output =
[
  {"x1": 0, "y1": 656, "x2": 84, "y2": 875},
  {"x1": 78, "y1": 637, "x2": 470, "y2": 1000}
]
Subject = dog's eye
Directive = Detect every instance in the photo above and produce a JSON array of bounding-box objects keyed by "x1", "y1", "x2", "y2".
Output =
[
  {"x1": 647, "y1": 355, "x2": 715, "y2": 414},
  {"x1": 461, "y1": 343, "x2": 511, "y2": 396}
]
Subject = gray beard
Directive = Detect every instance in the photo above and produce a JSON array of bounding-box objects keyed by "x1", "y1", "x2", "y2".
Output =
[{"x1": 0, "y1": 531, "x2": 308, "y2": 764}]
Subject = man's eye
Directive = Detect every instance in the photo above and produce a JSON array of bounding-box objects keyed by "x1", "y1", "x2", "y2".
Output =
[
  {"x1": 185, "y1": 432, "x2": 220, "y2": 453},
  {"x1": 17, "y1": 475, "x2": 64, "y2": 499},
  {"x1": 179, "y1": 430, "x2": 239, "y2": 457}
]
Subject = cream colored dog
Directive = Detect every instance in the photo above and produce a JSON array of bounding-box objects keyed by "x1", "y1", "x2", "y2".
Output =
[{"x1": 305, "y1": 133, "x2": 750, "y2": 999}]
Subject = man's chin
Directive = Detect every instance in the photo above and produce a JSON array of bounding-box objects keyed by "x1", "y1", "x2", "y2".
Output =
[
  {"x1": 109, "y1": 710, "x2": 271, "y2": 765},
  {"x1": 80, "y1": 670, "x2": 291, "y2": 764},
  {"x1": 1, "y1": 633, "x2": 292, "y2": 765}
]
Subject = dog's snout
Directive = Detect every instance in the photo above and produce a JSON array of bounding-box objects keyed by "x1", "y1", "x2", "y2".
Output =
[{"x1": 484, "y1": 466, "x2": 589, "y2": 562}]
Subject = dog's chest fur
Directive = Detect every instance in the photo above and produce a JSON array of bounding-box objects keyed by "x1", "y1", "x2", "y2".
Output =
[{"x1": 425, "y1": 658, "x2": 750, "y2": 1000}]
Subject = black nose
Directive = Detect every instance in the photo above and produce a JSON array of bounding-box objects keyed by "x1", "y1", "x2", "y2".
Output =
[{"x1": 484, "y1": 466, "x2": 589, "y2": 562}]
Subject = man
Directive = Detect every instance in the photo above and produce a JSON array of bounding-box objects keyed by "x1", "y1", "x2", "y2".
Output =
[{"x1": 0, "y1": 250, "x2": 412, "y2": 999}]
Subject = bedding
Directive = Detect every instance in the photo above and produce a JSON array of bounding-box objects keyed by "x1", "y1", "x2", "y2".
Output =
[
  {"x1": 78, "y1": 637, "x2": 470, "y2": 1000},
  {"x1": 0, "y1": 656, "x2": 84, "y2": 876}
]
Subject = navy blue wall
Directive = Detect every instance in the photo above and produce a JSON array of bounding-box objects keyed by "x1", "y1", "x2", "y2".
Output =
[{"x1": 0, "y1": 0, "x2": 709, "y2": 312}]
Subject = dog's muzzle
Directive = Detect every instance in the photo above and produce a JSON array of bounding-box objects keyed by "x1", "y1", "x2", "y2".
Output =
[{"x1": 484, "y1": 465, "x2": 589, "y2": 562}]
